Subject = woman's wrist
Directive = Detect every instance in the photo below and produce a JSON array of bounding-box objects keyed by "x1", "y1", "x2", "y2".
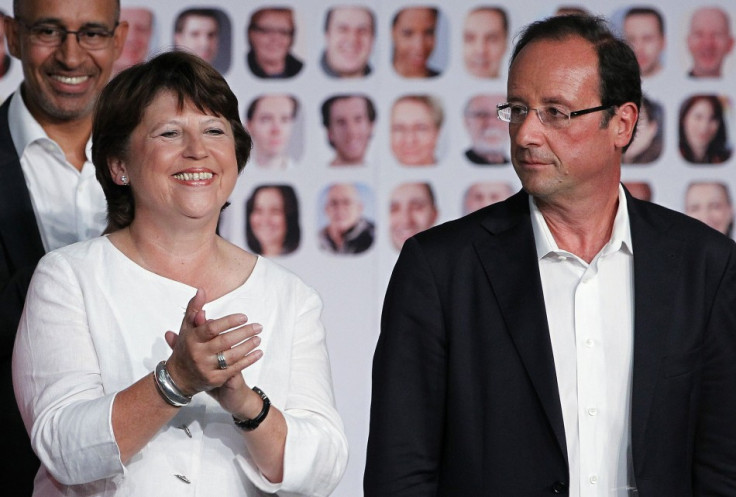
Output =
[
  {"x1": 152, "y1": 361, "x2": 193, "y2": 407},
  {"x1": 232, "y1": 386, "x2": 270, "y2": 431}
]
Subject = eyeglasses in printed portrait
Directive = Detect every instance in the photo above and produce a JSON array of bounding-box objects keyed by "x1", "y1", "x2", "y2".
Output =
[
  {"x1": 246, "y1": 7, "x2": 303, "y2": 79},
  {"x1": 318, "y1": 183, "x2": 375, "y2": 255},
  {"x1": 390, "y1": 94, "x2": 443, "y2": 166}
]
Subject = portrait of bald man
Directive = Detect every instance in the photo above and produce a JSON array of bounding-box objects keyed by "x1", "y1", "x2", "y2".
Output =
[{"x1": 687, "y1": 6, "x2": 734, "y2": 78}]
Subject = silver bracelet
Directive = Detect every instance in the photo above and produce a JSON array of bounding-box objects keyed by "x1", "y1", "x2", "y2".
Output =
[{"x1": 153, "y1": 361, "x2": 192, "y2": 407}]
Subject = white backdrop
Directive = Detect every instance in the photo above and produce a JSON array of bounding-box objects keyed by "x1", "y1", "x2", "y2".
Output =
[{"x1": 1, "y1": 1, "x2": 735, "y2": 495}]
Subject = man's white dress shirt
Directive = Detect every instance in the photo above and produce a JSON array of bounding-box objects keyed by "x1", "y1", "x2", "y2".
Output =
[
  {"x1": 531, "y1": 185, "x2": 635, "y2": 496},
  {"x1": 9, "y1": 87, "x2": 107, "y2": 252}
]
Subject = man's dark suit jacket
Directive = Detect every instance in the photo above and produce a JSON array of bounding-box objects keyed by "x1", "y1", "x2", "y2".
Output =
[
  {"x1": 365, "y1": 189, "x2": 736, "y2": 496},
  {"x1": 0, "y1": 95, "x2": 45, "y2": 495}
]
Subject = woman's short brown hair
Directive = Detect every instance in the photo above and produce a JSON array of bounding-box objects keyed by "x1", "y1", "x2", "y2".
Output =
[{"x1": 92, "y1": 51, "x2": 252, "y2": 232}]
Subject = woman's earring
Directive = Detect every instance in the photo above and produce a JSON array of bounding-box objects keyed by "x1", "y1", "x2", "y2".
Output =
[{"x1": 121, "y1": 175, "x2": 129, "y2": 185}]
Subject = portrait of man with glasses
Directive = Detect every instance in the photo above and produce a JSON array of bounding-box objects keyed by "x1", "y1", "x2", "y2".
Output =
[
  {"x1": 0, "y1": 0, "x2": 127, "y2": 495},
  {"x1": 245, "y1": 7, "x2": 303, "y2": 79},
  {"x1": 463, "y1": 93, "x2": 510, "y2": 165},
  {"x1": 367, "y1": 14, "x2": 736, "y2": 496}
]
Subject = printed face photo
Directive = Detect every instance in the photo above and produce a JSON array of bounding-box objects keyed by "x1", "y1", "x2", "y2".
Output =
[
  {"x1": 687, "y1": 7, "x2": 734, "y2": 77},
  {"x1": 113, "y1": 7, "x2": 153, "y2": 74},
  {"x1": 390, "y1": 96, "x2": 442, "y2": 166},
  {"x1": 246, "y1": 95, "x2": 297, "y2": 169},
  {"x1": 623, "y1": 11, "x2": 664, "y2": 77},
  {"x1": 464, "y1": 94, "x2": 510, "y2": 164},
  {"x1": 463, "y1": 8, "x2": 507, "y2": 78},
  {"x1": 463, "y1": 182, "x2": 513, "y2": 214},
  {"x1": 678, "y1": 95, "x2": 731, "y2": 164},
  {"x1": 391, "y1": 7, "x2": 439, "y2": 78},
  {"x1": 175, "y1": 13, "x2": 219, "y2": 63},
  {"x1": 623, "y1": 96, "x2": 663, "y2": 164},
  {"x1": 246, "y1": 185, "x2": 300, "y2": 256},
  {"x1": 685, "y1": 182, "x2": 733, "y2": 236},
  {"x1": 389, "y1": 182, "x2": 438, "y2": 250},
  {"x1": 325, "y1": 183, "x2": 363, "y2": 232},
  {"x1": 324, "y1": 6, "x2": 374, "y2": 77},
  {"x1": 247, "y1": 8, "x2": 297, "y2": 77},
  {"x1": 325, "y1": 96, "x2": 375, "y2": 166}
]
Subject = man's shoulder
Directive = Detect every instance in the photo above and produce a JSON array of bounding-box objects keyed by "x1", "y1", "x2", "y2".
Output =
[{"x1": 629, "y1": 196, "x2": 736, "y2": 252}]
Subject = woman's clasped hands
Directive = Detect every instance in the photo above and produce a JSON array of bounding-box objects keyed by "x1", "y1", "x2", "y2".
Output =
[{"x1": 163, "y1": 288, "x2": 264, "y2": 415}]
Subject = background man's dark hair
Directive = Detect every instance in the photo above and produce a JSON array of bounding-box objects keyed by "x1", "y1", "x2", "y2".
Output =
[
  {"x1": 246, "y1": 94, "x2": 299, "y2": 121},
  {"x1": 320, "y1": 94, "x2": 377, "y2": 128},
  {"x1": 624, "y1": 7, "x2": 665, "y2": 36},
  {"x1": 174, "y1": 8, "x2": 220, "y2": 34},
  {"x1": 392, "y1": 7, "x2": 438, "y2": 27}
]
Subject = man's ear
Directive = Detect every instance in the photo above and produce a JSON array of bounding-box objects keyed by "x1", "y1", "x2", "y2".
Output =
[
  {"x1": 5, "y1": 17, "x2": 22, "y2": 59},
  {"x1": 614, "y1": 102, "x2": 639, "y2": 150},
  {"x1": 112, "y1": 20, "x2": 129, "y2": 59}
]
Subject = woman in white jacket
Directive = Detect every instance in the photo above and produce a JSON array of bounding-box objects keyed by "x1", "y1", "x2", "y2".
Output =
[{"x1": 13, "y1": 51, "x2": 347, "y2": 497}]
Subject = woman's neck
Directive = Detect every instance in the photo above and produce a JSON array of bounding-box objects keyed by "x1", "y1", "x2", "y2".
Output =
[{"x1": 120, "y1": 218, "x2": 221, "y2": 286}]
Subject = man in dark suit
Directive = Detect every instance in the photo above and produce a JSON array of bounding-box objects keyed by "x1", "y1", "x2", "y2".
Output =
[
  {"x1": 365, "y1": 15, "x2": 736, "y2": 496},
  {"x1": 1, "y1": 1, "x2": 126, "y2": 494}
]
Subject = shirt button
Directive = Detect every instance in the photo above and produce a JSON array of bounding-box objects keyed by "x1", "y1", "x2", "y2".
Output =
[
  {"x1": 585, "y1": 338, "x2": 594, "y2": 348},
  {"x1": 589, "y1": 474, "x2": 598, "y2": 484},
  {"x1": 587, "y1": 407, "x2": 598, "y2": 416}
]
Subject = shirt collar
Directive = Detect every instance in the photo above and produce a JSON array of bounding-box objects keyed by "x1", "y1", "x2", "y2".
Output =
[
  {"x1": 530, "y1": 184, "x2": 633, "y2": 261},
  {"x1": 8, "y1": 85, "x2": 93, "y2": 160}
]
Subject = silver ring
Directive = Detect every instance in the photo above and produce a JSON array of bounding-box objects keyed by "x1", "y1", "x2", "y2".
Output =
[{"x1": 216, "y1": 351, "x2": 228, "y2": 370}]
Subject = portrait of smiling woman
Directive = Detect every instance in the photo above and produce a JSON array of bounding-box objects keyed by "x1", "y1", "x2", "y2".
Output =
[
  {"x1": 391, "y1": 6, "x2": 443, "y2": 78},
  {"x1": 679, "y1": 94, "x2": 732, "y2": 164},
  {"x1": 246, "y1": 184, "x2": 301, "y2": 257},
  {"x1": 12, "y1": 52, "x2": 347, "y2": 497}
]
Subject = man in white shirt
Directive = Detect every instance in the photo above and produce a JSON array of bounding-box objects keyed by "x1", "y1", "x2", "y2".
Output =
[
  {"x1": 0, "y1": 0, "x2": 126, "y2": 494},
  {"x1": 367, "y1": 14, "x2": 736, "y2": 496}
]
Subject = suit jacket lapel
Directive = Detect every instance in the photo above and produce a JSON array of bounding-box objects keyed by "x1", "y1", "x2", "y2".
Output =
[
  {"x1": 627, "y1": 194, "x2": 683, "y2": 467},
  {"x1": 474, "y1": 191, "x2": 568, "y2": 461}
]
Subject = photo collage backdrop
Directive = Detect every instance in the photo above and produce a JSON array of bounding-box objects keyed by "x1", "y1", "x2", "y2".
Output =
[{"x1": 0, "y1": 0, "x2": 734, "y2": 494}]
